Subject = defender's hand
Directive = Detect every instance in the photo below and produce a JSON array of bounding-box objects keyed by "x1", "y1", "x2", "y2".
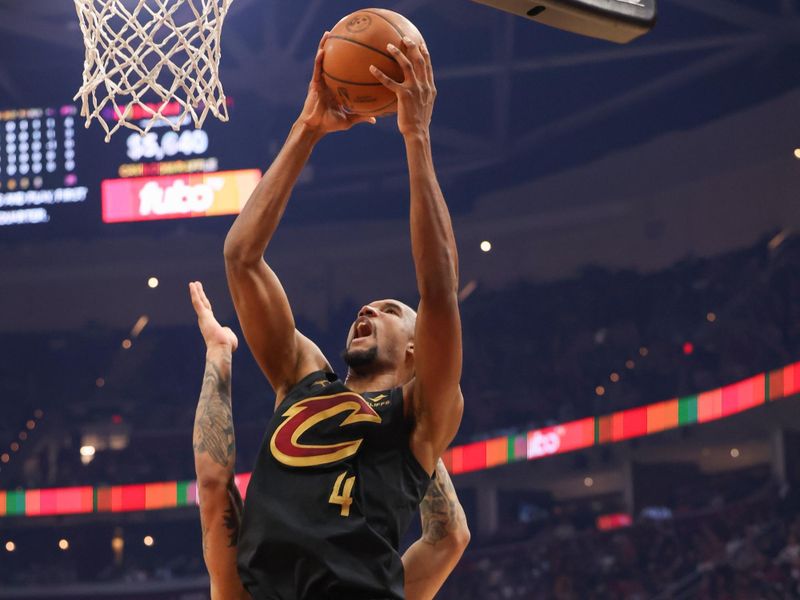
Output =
[
  {"x1": 298, "y1": 32, "x2": 377, "y2": 137},
  {"x1": 369, "y1": 37, "x2": 436, "y2": 137},
  {"x1": 189, "y1": 281, "x2": 238, "y2": 352}
]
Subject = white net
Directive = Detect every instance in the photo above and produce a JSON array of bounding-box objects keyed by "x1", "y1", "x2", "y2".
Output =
[{"x1": 73, "y1": 0, "x2": 234, "y2": 141}]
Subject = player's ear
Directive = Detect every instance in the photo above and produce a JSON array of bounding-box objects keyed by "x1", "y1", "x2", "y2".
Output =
[{"x1": 405, "y1": 341, "x2": 414, "y2": 358}]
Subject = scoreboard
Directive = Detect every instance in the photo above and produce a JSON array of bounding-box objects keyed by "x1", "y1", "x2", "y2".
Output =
[
  {"x1": 0, "y1": 106, "x2": 88, "y2": 226},
  {"x1": 0, "y1": 102, "x2": 261, "y2": 232}
]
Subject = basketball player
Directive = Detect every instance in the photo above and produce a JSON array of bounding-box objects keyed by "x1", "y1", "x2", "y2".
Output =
[
  {"x1": 190, "y1": 282, "x2": 469, "y2": 600},
  {"x1": 222, "y1": 29, "x2": 462, "y2": 599}
]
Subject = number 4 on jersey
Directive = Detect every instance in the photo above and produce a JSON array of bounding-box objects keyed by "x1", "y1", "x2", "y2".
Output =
[{"x1": 329, "y1": 472, "x2": 356, "y2": 517}]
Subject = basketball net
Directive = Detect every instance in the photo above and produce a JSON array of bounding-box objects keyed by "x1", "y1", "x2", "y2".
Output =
[{"x1": 73, "y1": 0, "x2": 234, "y2": 141}]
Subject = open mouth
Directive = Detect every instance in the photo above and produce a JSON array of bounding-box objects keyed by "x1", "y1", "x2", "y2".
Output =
[{"x1": 353, "y1": 317, "x2": 374, "y2": 340}]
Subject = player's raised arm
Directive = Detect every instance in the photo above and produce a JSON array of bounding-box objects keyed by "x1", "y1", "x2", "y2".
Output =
[
  {"x1": 402, "y1": 459, "x2": 470, "y2": 600},
  {"x1": 223, "y1": 32, "x2": 375, "y2": 400},
  {"x1": 189, "y1": 282, "x2": 250, "y2": 600},
  {"x1": 371, "y1": 38, "x2": 463, "y2": 473}
]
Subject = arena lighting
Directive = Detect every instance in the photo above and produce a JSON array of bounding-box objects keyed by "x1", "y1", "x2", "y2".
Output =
[
  {"x1": 96, "y1": 377, "x2": 105, "y2": 388},
  {"x1": 18, "y1": 432, "x2": 27, "y2": 441},
  {"x1": 147, "y1": 277, "x2": 159, "y2": 289},
  {"x1": 609, "y1": 372, "x2": 620, "y2": 383},
  {"x1": 111, "y1": 534, "x2": 124, "y2": 552},
  {"x1": 584, "y1": 477, "x2": 594, "y2": 487},
  {"x1": 0, "y1": 454, "x2": 8, "y2": 463},
  {"x1": 10, "y1": 442, "x2": 19, "y2": 452},
  {"x1": 707, "y1": 312, "x2": 717, "y2": 323},
  {"x1": 33, "y1": 409, "x2": 43, "y2": 418},
  {"x1": 639, "y1": 346, "x2": 649, "y2": 357},
  {"x1": 480, "y1": 240, "x2": 492, "y2": 252},
  {"x1": 5, "y1": 541, "x2": 15, "y2": 552},
  {"x1": 80, "y1": 445, "x2": 96, "y2": 457},
  {"x1": 625, "y1": 360, "x2": 635, "y2": 370},
  {"x1": 595, "y1": 385, "x2": 605, "y2": 396},
  {"x1": 121, "y1": 339, "x2": 132, "y2": 350},
  {"x1": 58, "y1": 538, "x2": 69, "y2": 550},
  {"x1": 143, "y1": 535, "x2": 154, "y2": 546},
  {"x1": 794, "y1": 148, "x2": 800, "y2": 159},
  {"x1": 25, "y1": 420, "x2": 35, "y2": 430},
  {"x1": 131, "y1": 315, "x2": 149, "y2": 338},
  {"x1": 682, "y1": 341, "x2": 694, "y2": 356},
  {"x1": 730, "y1": 448, "x2": 741, "y2": 458}
]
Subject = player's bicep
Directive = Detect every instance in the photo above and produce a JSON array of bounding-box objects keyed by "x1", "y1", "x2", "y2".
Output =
[
  {"x1": 410, "y1": 295, "x2": 463, "y2": 459},
  {"x1": 199, "y1": 480, "x2": 250, "y2": 600},
  {"x1": 225, "y1": 259, "x2": 323, "y2": 393}
]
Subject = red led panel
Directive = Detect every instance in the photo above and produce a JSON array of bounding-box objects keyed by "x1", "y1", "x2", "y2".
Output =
[
  {"x1": 597, "y1": 513, "x2": 632, "y2": 530},
  {"x1": 611, "y1": 406, "x2": 648, "y2": 441},
  {"x1": 116, "y1": 484, "x2": 146, "y2": 512},
  {"x1": 460, "y1": 441, "x2": 488, "y2": 473},
  {"x1": 52, "y1": 487, "x2": 93, "y2": 515},
  {"x1": 783, "y1": 361, "x2": 800, "y2": 396},
  {"x1": 450, "y1": 446, "x2": 464, "y2": 474},
  {"x1": 441, "y1": 449, "x2": 454, "y2": 473},
  {"x1": 556, "y1": 418, "x2": 595, "y2": 453},
  {"x1": 697, "y1": 388, "x2": 723, "y2": 423}
]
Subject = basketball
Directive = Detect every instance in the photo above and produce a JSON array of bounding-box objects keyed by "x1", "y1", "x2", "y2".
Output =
[{"x1": 322, "y1": 9, "x2": 425, "y2": 117}]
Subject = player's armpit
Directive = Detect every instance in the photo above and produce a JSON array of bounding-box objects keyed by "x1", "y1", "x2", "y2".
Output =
[
  {"x1": 402, "y1": 460, "x2": 470, "y2": 600},
  {"x1": 224, "y1": 258, "x2": 328, "y2": 402},
  {"x1": 199, "y1": 479, "x2": 251, "y2": 600}
]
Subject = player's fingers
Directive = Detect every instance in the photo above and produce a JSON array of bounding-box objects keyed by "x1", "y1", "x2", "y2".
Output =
[
  {"x1": 402, "y1": 37, "x2": 426, "y2": 83},
  {"x1": 386, "y1": 43, "x2": 415, "y2": 84},
  {"x1": 195, "y1": 281, "x2": 212, "y2": 311},
  {"x1": 318, "y1": 30, "x2": 329, "y2": 50},
  {"x1": 312, "y1": 47, "x2": 325, "y2": 86},
  {"x1": 420, "y1": 42, "x2": 435, "y2": 91},
  {"x1": 189, "y1": 282, "x2": 203, "y2": 314},
  {"x1": 369, "y1": 65, "x2": 401, "y2": 91}
]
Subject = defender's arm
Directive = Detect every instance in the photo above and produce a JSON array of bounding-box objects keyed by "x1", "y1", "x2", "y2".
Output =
[
  {"x1": 372, "y1": 39, "x2": 463, "y2": 472},
  {"x1": 402, "y1": 460, "x2": 470, "y2": 600},
  {"x1": 190, "y1": 282, "x2": 250, "y2": 600},
  {"x1": 224, "y1": 33, "x2": 374, "y2": 400}
]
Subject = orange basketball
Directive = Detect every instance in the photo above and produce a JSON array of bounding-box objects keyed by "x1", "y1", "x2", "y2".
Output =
[{"x1": 322, "y1": 9, "x2": 424, "y2": 117}]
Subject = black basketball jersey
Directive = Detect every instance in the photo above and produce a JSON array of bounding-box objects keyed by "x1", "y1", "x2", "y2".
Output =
[{"x1": 237, "y1": 370, "x2": 431, "y2": 600}]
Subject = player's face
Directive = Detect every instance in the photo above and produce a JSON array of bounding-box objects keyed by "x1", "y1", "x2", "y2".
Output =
[{"x1": 343, "y1": 299, "x2": 415, "y2": 370}]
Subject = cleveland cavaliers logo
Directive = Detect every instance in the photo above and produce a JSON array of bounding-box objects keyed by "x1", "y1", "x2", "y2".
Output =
[{"x1": 270, "y1": 392, "x2": 382, "y2": 467}]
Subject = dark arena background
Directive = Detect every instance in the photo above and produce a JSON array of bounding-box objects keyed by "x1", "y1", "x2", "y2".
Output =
[{"x1": 1, "y1": 1, "x2": 800, "y2": 598}]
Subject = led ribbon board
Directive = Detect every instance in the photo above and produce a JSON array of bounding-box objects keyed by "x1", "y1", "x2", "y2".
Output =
[{"x1": 2, "y1": 361, "x2": 799, "y2": 517}]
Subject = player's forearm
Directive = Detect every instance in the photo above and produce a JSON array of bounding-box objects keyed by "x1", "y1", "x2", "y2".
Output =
[
  {"x1": 420, "y1": 459, "x2": 470, "y2": 549},
  {"x1": 224, "y1": 122, "x2": 321, "y2": 265},
  {"x1": 405, "y1": 132, "x2": 459, "y2": 298},
  {"x1": 193, "y1": 346, "x2": 236, "y2": 484}
]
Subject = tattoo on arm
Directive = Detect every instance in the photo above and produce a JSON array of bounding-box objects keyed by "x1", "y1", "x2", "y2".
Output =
[
  {"x1": 193, "y1": 355, "x2": 235, "y2": 468},
  {"x1": 224, "y1": 479, "x2": 243, "y2": 548},
  {"x1": 420, "y1": 460, "x2": 465, "y2": 546}
]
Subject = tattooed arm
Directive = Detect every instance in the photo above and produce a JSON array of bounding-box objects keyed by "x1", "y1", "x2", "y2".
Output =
[
  {"x1": 402, "y1": 459, "x2": 470, "y2": 600},
  {"x1": 190, "y1": 281, "x2": 251, "y2": 600}
]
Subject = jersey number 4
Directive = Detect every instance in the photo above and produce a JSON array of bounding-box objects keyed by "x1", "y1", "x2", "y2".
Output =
[{"x1": 329, "y1": 472, "x2": 356, "y2": 517}]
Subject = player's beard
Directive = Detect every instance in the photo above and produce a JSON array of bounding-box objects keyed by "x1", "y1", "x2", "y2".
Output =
[{"x1": 342, "y1": 345, "x2": 378, "y2": 370}]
